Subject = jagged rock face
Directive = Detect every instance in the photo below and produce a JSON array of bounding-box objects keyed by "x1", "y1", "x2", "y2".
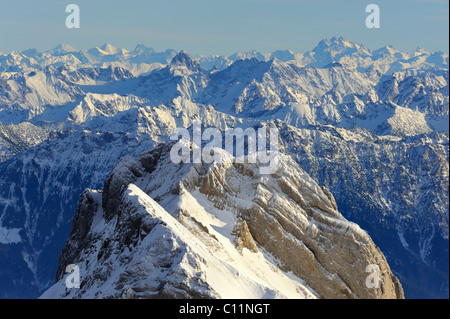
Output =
[
  {"x1": 274, "y1": 120, "x2": 449, "y2": 298},
  {"x1": 43, "y1": 142, "x2": 403, "y2": 299},
  {"x1": 232, "y1": 218, "x2": 259, "y2": 254}
]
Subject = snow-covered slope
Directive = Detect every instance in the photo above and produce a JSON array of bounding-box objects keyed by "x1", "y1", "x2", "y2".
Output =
[
  {"x1": 0, "y1": 65, "x2": 134, "y2": 125},
  {"x1": 41, "y1": 142, "x2": 403, "y2": 299},
  {"x1": 0, "y1": 67, "x2": 84, "y2": 124}
]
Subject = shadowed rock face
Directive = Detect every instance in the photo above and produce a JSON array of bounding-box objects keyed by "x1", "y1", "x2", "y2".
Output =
[{"x1": 47, "y1": 141, "x2": 403, "y2": 299}]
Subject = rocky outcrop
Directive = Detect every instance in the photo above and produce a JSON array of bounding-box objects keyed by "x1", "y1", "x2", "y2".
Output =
[
  {"x1": 232, "y1": 218, "x2": 259, "y2": 254},
  {"x1": 42, "y1": 142, "x2": 403, "y2": 299}
]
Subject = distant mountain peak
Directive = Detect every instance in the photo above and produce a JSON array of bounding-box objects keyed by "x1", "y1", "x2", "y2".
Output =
[
  {"x1": 228, "y1": 50, "x2": 269, "y2": 62},
  {"x1": 270, "y1": 49, "x2": 296, "y2": 62},
  {"x1": 53, "y1": 43, "x2": 76, "y2": 52},
  {"x1": 85, "y1": 43, "x2": 129, "y2": 57},
  {"x1": 304, "y1": 36, "x2": 371, "y2": 67},
  {"x1": 99, "y1": 43, "x2": 120, "y2": 55},
  {"x1": 170, "y1": 50, "x2": 200, "y2": 70},
  {"x1": 133, "y1": 44, "x2": 155, "y2": 55},
  {"x1": 46, "y1": 43, "x2": 77, "y2": 56},
  {"x1": 314, "y1": 36, "x2": 361, "y2": 52}
]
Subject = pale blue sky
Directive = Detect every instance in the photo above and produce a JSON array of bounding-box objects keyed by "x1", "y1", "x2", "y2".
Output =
[{"x1": 0, "y1": 0, "x2": 448, "y2": 55}]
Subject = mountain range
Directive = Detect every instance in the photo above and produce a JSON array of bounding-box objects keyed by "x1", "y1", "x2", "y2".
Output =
[{"x1": 0, "y1": 36, "x2": 448, "y2": 298}]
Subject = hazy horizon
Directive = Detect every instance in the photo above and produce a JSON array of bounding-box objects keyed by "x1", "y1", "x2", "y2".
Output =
[
  {"x1": 0, "y1": 0, "x2": 448, "y2": 56},
  {"x1": 1, "y1": 35, "x2": 448, "y2": 58}
]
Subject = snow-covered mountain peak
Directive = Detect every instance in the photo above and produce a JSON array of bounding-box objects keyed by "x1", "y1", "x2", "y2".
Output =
[
  {"x1": 371, "y1": 45, "x2": 404, "y2": 60},
  {"x1": 228, "y1": 50, "x2": 270, "y2": 62},
  {"x1": 270, "y1": 49, "x2": 297, "y2": 62},
  {"x1": 313, "y1": 36, "x2": 368, "y2": 55},
  {"x1": 170, "y1": 50, "x2": 201, "y2": 71},
  {"x1": 86, "y1": 43, "x2": 128, "y2": 57},
  {"x1": 41, "y1": 141, "x2": 403, "y2": 299},
  {"x1": 303, "y1": 37, "x2": 371, "y2": 68},
  {"x1": 48, "y1": 44, "x2": 77, "y2": 55},
  {"x1": 99, "y1": 43, "x2": 121, "y2": 55},
  {"x1": 132, "y1": 44, "x2": 155, "y2": 56}
]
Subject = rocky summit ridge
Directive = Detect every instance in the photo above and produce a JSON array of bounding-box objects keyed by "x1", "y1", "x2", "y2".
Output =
[{"x1": 41, "y1": 142, "x2": 403, "y2": 299}]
